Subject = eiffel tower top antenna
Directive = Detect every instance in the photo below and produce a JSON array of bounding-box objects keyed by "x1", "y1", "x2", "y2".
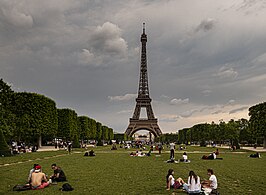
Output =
[{"x1": 138, "y1": 22, "x2": 149, "y2": 98}]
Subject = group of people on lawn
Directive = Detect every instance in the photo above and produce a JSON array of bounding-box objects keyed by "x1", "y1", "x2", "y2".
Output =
[
  {"x1": 27, "y1": 163, "x2": 66, "y2": 190},
  {"x1": 166, "y1": 168, "x2": 218, "y2": 194}
]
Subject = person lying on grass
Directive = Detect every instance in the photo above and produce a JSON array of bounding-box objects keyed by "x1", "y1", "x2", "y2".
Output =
[
  {"x1": 202, "y1": 152, "x2": 216, "y2": 160},
  {"x1": 183, "y1": 171, "x2": 201, "y2": 194},
  {"x1": 201, "y1": 169, "x2": 218, "y2": 193},
  {"x1": 166, "y1": 169, "x2": 185, "y2": 190},
  {"x1": 31, "y1": 165, "x2": 50, "y2": 190},
  {"x1": 249, "y1": 152, "x2": 261, "y2": 158},
  {"x1": 50, "y1": 163, "x2": 67, "y2": 183}
]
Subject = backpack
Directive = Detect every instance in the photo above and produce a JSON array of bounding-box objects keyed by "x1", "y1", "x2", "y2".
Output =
[
  {"x1": 13, "y1": 184, "x2": 31, "y2": 191},
  {"x1": 60, "y1": 183, "x2": 74, "y2": 191}
]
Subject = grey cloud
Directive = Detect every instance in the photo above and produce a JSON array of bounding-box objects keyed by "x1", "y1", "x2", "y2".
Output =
[
  {"x1": 0, "y1": 6, "x2": 33, "y2": 28},
  {"x1": 1, "y1": 0, "x2": 265, "y2": 133},
  {"x1": 180, "y1": 109, "x2": 198, "y2": 118},
  {"x1": 195, "y1": 18, "x2": 216, "y2": 32},
  {"x1": 229, "y1": 106, "x2": 249, "y2": 114},
  {"x1": 212, "y1": 110, "x2": 223, "y2": 115}
]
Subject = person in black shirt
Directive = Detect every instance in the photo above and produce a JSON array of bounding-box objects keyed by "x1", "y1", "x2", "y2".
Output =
[{"x1": 50, "y1": 163, "x2": 66, "y2": 182}]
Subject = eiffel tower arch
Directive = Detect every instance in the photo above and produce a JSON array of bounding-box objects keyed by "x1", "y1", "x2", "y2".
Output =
[{"x1": 125, "y1": 23, "x2": 162, "y2": 138}]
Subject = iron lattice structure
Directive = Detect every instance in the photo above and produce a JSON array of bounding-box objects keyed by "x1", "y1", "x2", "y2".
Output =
[{"x1": 125, "y1": 23, "x2": 162, "y2": 137}]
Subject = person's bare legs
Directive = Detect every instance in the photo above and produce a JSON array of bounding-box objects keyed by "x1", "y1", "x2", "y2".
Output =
[{"x1": 176, "y1": 177, "x2": 185, "y2": 184}]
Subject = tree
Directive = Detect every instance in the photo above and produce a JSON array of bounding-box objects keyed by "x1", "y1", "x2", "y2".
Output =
[
  {"x1": 96, "y1": 122, "x2": 102, "y2": 146},
  {"x1": 88, "y1": 118, "x2": 97, "y2": 140},
  {"x1": 226, "y1": 119, "x2": 240, "y2": 149},
  {"x1": 249, "y1": 102, "x2": 266, "y2": 148},
  {"x1": 0, "y1": 127, "x2": 11, "y2": 156},
  {"x1": 238, "y1": 118, "x2": 252, "y2": 144},
  {"x1": 108, "y1": 128, "x2": 114, "y2": 140},
  {"x1": 10, "y1": 92, "x2": 58, "y2": 146},
  {"x1": 102, "y1": 126, "x2": 109, "y2": 142},
  {"x1": 57, "y1": 108, "x2": 78, "y2": 143},
  {"x1": 78, "y1": 116, "x2": 89, "y2": 142},
  {"x1": 0, "y1": 78, "x2": 16, "y2": 141}
]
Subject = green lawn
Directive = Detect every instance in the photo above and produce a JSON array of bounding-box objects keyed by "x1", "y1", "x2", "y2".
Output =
[{"x1": 0, "y1": 146, "x2": 265, "y2": 195}]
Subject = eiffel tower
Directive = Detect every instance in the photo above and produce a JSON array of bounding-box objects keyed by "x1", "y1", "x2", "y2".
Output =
[{"x1": 125, "y1": 23, "x2": 162, "y2": 137}]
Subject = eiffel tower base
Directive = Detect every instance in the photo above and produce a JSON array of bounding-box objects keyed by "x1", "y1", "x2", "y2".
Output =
[{"x1": 125, "y1": 118, "x2": 162, "y2": 137}]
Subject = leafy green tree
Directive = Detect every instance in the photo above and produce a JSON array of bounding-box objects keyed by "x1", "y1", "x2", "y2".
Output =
[
  {"x1": 249, "y1": 102, "x2": 266, "y2": 148},
  {"x1": 178, "y1": 128, "x2": 189, "y2": 144},
  {"x1": 226, "y1": 119, "x2": 240, "y2": 148},
  {"x1": 102, "y1": 126, "x2": 109, "y2": 142},
  {"x1": 88, "y1": 118, "x2": 97, "y2": 140},
  {"x1": 108, "y1": 128, "x2": 114, "y2": 140},
  {"x1": 238, "y1": 118, "x2": 252, "y2": 144},
  {"x1": 0, "y1": 127, "x2": 11, "y2": 156},
  {"x1": 0, "y1": 79, "x2": 16, "y2": 140},
  {"x1": 78, "y1": 116, "x2": 89, "y2": 142},
  {"x1": 57, "y1": 108, "x2": 78, "y2": 143},
  {"x1": 114, "y1": 133, "x2": 125, "y2": 142},
  {"x1": 96, "y1": 122, "x2": 102, "y2": 145},
  {"x1": 10, "y1": 92, "x2": 58, "y2": 146}
]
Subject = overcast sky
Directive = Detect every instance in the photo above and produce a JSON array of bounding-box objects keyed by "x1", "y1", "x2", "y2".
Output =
[{"x1": 1, "y1": 0, "x2": 265, "y2": 134}]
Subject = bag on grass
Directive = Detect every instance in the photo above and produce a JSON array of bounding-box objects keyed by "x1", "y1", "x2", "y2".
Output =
[
  {"x1": 13, "y1": 184, "x2": 31, "y2": 191},
  {"x1": 60, "y1": 183, "x2": 74, "y2": 191}
]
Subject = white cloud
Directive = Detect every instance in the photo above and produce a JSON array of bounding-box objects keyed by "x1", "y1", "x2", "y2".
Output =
[
  {"x1": 170, "y1": 98, "x2": 189, "y2": 105},
  {"x1": 108, "y1": 93, "x2": 136, "y2": 101},
  {"x1": 214, "y1": 66, "x2": 238, "y2": 79},
  {"x1": 89, "y1": 22, "x2": 128, "y2": 56},
  {"x1": 117, "y1": 110, "x2": 132, "y2": 114},
  {"x1": 78, "y1": 49, "x2": 95, "y2": 65},
  {"x1": 202, "y1": 89, "x2": 212, "y2": 96},
  {"x1": 159, "y1": 114, "x2": 180, "y2": 122},
  {"x1": 228, "y1": 99, "x2": 236, "y2": 105}
]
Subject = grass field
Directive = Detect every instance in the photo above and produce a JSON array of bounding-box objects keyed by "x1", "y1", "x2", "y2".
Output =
[{"x1": 0, "y1": 146, "x2": 265, "y2": 195}]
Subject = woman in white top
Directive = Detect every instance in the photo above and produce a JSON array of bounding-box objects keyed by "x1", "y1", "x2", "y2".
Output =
[
  {"x1": 166, "y1": 169, "x2": 185, "y2": 190},
  {"x1": 183, "y1": 171, "x2": 201, "y2": 193}
]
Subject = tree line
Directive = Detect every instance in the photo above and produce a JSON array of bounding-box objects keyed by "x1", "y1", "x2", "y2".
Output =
[
  {"x1": 0, "y1": 78, "x2": 114, "y2": 150},
  {"x1": 178, "y1": 101, "x2": 266, "y2": 148}
]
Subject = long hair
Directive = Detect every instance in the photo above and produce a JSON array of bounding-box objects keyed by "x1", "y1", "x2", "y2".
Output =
[
  {"x1": 166, "y1": 169, "x2": 174, "y2": 182},
  {"x1": 189, "y1": 171, "x2": 198, "y2": 184}
]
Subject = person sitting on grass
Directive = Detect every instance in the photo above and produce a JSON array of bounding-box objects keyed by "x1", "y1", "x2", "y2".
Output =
[
  {"x1": 50, "y1": 164, "x2": 66, "y2": 183},
  {"x1": 89, "y1": 150, "x2": 96, "y2": 156},
  {"x1": 179, "y1": 152, "x2": 189, "y2": 162},
  {"x1": 183, "y1": 171, "x2": 201, "y2": 194},
  {"x1": 28, "y1": 164, "x2": 39, "y2": 183},
  {"x1": 201, "y1": 169, "x2": 218, "y2": 193},
  {"x1": 31, "y1": 165, "x2": 49, "y2": 190},
  {"x1": 166, "y1": 169, "x2": 185, "y2": 190}
]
